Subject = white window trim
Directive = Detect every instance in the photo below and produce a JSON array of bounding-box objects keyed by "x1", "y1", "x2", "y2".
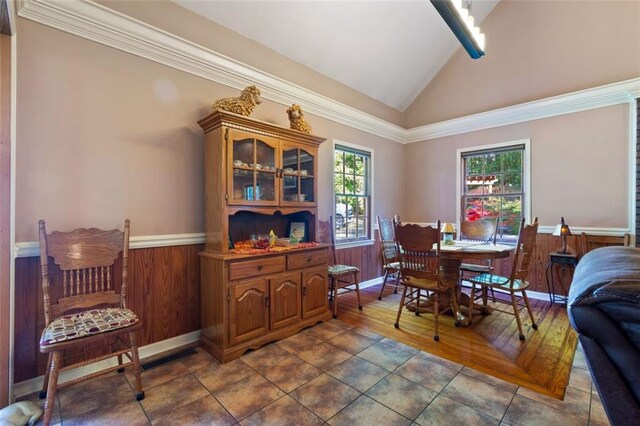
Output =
[
  {"x1": 332, "y1": 139, "x2": 375, "y2": 246},
  {"x1": 456, "y1": 139, "x2": 531, "y2": 235}
]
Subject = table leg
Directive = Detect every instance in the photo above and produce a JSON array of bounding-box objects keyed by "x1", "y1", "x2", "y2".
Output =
[
  {"x1": 439, "y1": 258, "x2": 471, "y2": 327},
  {"x1": 545, "y1": 260, "x2": 554, "y2": 304}
]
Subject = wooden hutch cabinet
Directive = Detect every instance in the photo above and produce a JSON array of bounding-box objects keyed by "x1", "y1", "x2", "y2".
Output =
[{"x1": 197, "y1": 110, "x2": 331, "y2": 362}]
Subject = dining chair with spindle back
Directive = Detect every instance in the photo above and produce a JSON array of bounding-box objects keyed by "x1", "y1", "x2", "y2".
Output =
[
  {"x1": 38, "y1": 219, "x2": 144, "y2": 426},
  {"x1": 578, "y1": 232, "x2": 630, "y2": 258},
  {"x1": 394, "y1": 221, "x2": 458, "y2": 341},
  {"x1": 318, "y1": 217, "x2": 362, "y2": 318},
  {"x1": 459, "y1": 218, "x2": 499, "y2": 300},
  {"x1": 376, "y1": 215, "x2": 401, "y2": 300},
  {"x1": 467, "y1": 217, "x2": 540, "y2": 340}
]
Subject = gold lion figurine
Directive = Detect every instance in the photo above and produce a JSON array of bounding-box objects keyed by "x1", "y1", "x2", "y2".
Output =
[
  {"x1": 286, "y1": 104, "x2": 312, "y2": 134},
  {"x1": 212, "y1": 85, "x2": 262, "y2": 116}
]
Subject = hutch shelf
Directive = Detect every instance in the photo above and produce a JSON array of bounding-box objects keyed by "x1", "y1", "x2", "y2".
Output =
[{"x1": 197, "y1": 110, "x2": 331, "y2": 362}]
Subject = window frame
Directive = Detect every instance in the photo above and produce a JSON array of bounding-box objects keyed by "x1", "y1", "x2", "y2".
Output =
[
  {"x1": 332, "y1": 140, "x2": 374, "y2": 245},
  {"x1": 456, "y1": 139, "x2": 531, "y2": 243}
]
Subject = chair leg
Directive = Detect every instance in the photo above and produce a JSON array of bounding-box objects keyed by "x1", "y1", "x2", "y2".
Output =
[
  {"x1": 415, "y1": 288, "x2": 421, "y2": 316},
  {"x1": 394, "y1": 285, "x2": 409, "y2": 328},
  {"x1": 117, "y1": 354, "x2": 124, "y2": 373},
  {"x1": 433, "y1": 292, "x2": 440, "y2": 341},
  {"x1": 489, "y1": 287, "x2": 496, "y2": 302},
  {"x1": 39, "y1": 353, "x2": 53, "y2": 399},
  {"x1": 129, "y1": 331, "x2": 145, "y2": 401},
  {"x1": 332, "y1": 279, "x2": 339, "y2": 319},
  {"x1": 354, "y1": 273, "x2": 362, "y2": 310},
  {"x1": 378, "y1": 270, "x2": 390, "y2": 300},
  {"x1": 510, "y1": 293, "x2": 525, "y2": 340},
  {"x1": 43, "y1": 351, "x2": 61, "y2": 426},
  {"x1": 393, "y1": 270, "x2": 400, "y2": 294},
  {"x1": 522, "y1": 291, "x2": 538, "y2": 330}
]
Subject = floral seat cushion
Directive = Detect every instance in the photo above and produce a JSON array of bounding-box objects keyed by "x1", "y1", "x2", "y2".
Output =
[
  {"x1": 41, "y1": 308, "x2": 139, "y2": 346},
  {"x1": 329, "y1": 264, "x2": 360, "y2": 276}
]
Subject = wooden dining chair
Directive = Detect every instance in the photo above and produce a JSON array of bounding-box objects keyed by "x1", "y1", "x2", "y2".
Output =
[
  {"x1": 376, "y1": 215, "x2": 401, "y2": 300},
  {"x1": 318, "y1": 217, "x2": 362, "y2": 318},
  {"x1": 467, "y1": 217, "x2": 539, "y2": 341},
  {"x1": 578, "y1": 232, "x2": 630, "y2": 257},
  {"x1": 38, "y1": 220, "x2": 144, "y2": 426},
  {"x1": 393, "y1": 221, "x2": 458, "y2": 341},
  {"x1": 458, "y1": 218, "x2": 499, "y2": 299}
]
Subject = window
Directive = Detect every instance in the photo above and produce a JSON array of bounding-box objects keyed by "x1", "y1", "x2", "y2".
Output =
[
  {"x1": 334, "y1": 144, "x2": 372, "y2": 242},
  {"x1": 459, "y1": 141, "x2": 529, "y2": 243}
]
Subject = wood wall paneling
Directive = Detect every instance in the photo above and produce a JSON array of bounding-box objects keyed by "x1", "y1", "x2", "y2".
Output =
[
  {"x1": 336, "y1": 231, "x2": 626, "y2": 296},
  {"x1": 13, "y1": 244, "x2": 203, "y2": 383}
]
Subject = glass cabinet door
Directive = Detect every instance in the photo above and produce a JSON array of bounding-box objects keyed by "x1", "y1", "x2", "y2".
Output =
[
  {"x1": 228, "y1": 132, "x2": 278, "y2": 205},
  {"x1": 281, "y1": 145, "x2": 315, "y2": 205}
]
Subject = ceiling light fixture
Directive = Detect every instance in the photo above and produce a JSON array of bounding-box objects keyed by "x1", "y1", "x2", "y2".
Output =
[{"x1": 430, "y1": 0, "x2": 485, "y2": 59}]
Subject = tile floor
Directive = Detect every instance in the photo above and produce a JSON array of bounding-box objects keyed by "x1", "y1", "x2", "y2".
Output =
[{"x1": 23, "y1": 320, "x2": 609, "y2": 425}]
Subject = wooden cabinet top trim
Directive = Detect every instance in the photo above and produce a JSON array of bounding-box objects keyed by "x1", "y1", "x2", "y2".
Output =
[
  {"x1": 198, "y1": 110, "x2": 326, "y2": 147},
  {"x1": 199, "y1": 244, "x2": 330, "y2": 261},
  {"x1": 227, "y1": 206, "x2": 317, "y2": 216}
]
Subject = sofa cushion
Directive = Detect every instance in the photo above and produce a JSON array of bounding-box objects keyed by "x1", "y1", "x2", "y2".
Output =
[{"x1": 568, "y1": 246, "x2": 640, "y2": 306}]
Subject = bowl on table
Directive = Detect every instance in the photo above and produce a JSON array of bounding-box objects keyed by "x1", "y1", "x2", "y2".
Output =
[{"x1": 250, "y1": 234, "x2": 270, "y2": 249}]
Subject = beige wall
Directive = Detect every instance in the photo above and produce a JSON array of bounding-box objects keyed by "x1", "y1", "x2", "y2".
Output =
[
  {"x1": 404, "y1": 0, "x2": 640, "y2": 127},
  {"x1": 15, "y1": 18, "x2": 404, "y2": 242},
  {"x1": 14, "y1": 1, "x2": 637, "y2": 241},
  {"x1": 100, "y1": 0, "x2": 403, "y2": 126},
  {"x1": 403, "y1": 104, "x2": 630, "y2": 228}
]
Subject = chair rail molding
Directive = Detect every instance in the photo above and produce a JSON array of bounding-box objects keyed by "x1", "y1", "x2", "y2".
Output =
[
  {"x1": 15, "y1": 232, "x2": 206, "y2": 258},
  {"x1": 17, "y1": 0, "x2": 640, "y2": 145}
]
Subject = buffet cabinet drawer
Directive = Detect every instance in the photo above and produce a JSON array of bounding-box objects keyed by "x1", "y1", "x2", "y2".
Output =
[
  {"x1": 287, "y1": 250, "x2": 328, "y2": 270},
  {"x1": 229, "y1": 257, "x2": 286, "y2": 281}
]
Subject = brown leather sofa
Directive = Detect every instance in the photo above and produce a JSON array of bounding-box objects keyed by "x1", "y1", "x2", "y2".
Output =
[{"x1": 568, "y1": 246, "x2": 640, "y2": 426}]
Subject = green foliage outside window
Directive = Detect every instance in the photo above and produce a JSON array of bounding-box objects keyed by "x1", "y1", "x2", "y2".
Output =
[
  {"x1": 463, "y1": 149, "x2": 524, "y2": 239},
  {"x1": 334, "y1": 147, "x2": 370, "y2": 241}
]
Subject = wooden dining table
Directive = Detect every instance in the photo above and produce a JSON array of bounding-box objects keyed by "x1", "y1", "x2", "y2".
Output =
[{"x1": 420, "y1": 242, "x2": 516, "y2": 327}]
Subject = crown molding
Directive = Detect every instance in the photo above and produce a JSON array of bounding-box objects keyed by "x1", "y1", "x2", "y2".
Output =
[
  {"x1": 16, "y1": 1, "x2": 640, "y2": 145},
  {"x1": 14, "y1": 232, "x2": 205, "y2": 258},
  {"x1": 406, "y1": 78, "x2": 640, "y2": 143},
  {"x1": 17, "y1": 0, "x2": 407, "y2": 143}
]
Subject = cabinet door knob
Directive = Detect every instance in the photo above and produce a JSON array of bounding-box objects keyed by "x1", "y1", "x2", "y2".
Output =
[{"x1": 257, "y1": 265, "x2": 263, "y2": 271}]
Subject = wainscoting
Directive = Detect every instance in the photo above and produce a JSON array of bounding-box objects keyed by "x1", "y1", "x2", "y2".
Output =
[
  {"x1": 12, "y1": 231, "x2": 626, "y2": 383},
  {"x1": 13, "y1": 244, "x2": 203, "y2": 383}
]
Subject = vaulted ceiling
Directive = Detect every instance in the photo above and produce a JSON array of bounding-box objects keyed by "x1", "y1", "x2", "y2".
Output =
[{"x1": 174, "y1": 0, "x2": 498, "y2": 112}]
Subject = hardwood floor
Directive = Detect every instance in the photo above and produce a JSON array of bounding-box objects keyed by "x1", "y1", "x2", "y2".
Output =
[{"x1": 335, "y1": 282, "x2": 578, "y2": 400}]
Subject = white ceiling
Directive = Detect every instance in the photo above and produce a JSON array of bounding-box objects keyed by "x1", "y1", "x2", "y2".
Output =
[{"x1": 174, "y1": 0, "x2": 498, "y2": 112}]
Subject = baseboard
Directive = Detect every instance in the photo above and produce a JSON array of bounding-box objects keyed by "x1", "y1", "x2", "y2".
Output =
[
  {"x1": 12, "y1": 330, "x2": 201, "y2": 399},
  {"x1": 358, "y1": 276, "x2": 384, "y2": 290}
]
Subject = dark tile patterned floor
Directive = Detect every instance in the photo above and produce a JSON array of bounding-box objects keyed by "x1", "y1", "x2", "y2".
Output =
[{"x1": 23, "y1": 320, "x2": 608, "y2": 425}]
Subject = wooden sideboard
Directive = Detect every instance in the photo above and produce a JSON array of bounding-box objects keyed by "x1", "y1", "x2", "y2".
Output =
[{"x1": 197, "y1": 110, "x2": 331, "y2": 362}]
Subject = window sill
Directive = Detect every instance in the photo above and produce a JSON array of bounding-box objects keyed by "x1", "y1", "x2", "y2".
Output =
[{"x1": 336, "y1": 239, "x2": 375, "y2": 250}]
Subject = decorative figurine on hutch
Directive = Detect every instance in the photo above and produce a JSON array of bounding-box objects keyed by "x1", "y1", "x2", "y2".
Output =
[
  {"x1": 286, "y1": 104, "x2": 313, "y2": 134},
  {"x1": 211, "y1": 85, "x2": 262, "y2": 116}
]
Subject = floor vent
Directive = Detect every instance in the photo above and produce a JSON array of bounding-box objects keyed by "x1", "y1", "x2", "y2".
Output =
[{"x1": 141, "y1": 347, "x2": 197, "y2": 371}]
